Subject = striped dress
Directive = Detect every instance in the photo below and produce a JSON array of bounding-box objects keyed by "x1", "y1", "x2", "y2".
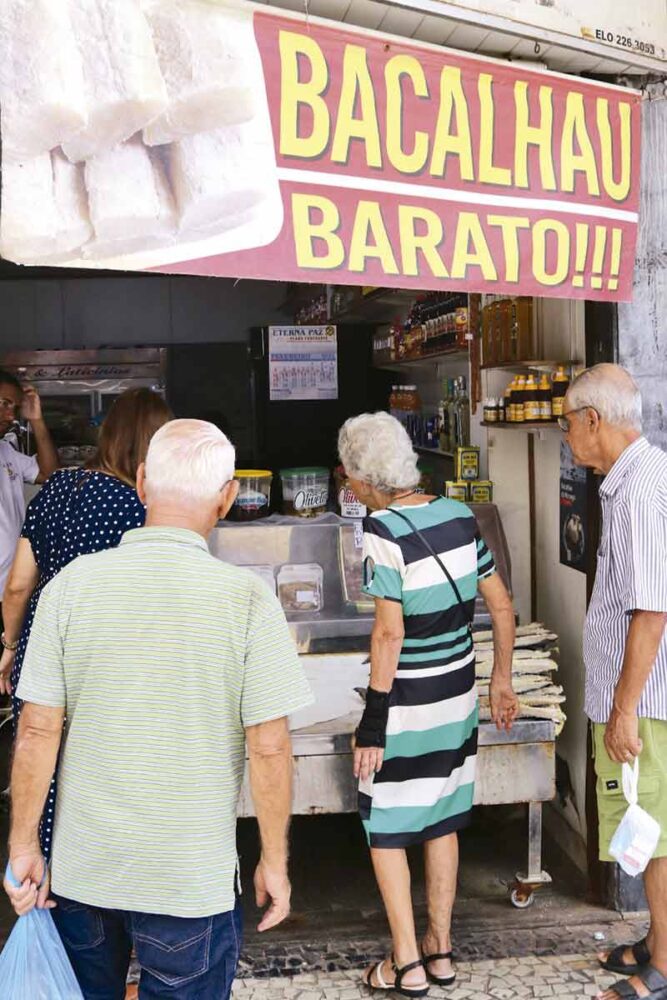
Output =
[{"x1": 359, "y1": 497, "x2": 496, "y2": 848}]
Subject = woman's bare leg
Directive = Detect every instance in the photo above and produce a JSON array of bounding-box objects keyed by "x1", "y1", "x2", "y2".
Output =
[
  {"x1": 364, "y1": 847, "x2": 426, "y2": 989},
  {"x1": 422, "y1": 833, "x2": 458, "y2": 980}
]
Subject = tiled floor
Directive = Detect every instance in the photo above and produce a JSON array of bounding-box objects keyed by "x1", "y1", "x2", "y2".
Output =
[{"x1": 232, "y1": 954, "x2": 619, "y2": 999}]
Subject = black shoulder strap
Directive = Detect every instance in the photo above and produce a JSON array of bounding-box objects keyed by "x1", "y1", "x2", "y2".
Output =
[{"x1": 390, "y1": 503, "x2": 474, "y2": 629}]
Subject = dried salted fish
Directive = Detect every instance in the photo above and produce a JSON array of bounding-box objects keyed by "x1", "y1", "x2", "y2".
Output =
[
  {"x1": 0, "y1": 0, "x2": 86, "y2": 161},
  {"x1": 84, "y1": 139, "x2": 176, "y2": 250},
  {"x1": 168, "y1": 120, "x2": 278, "y2": 237},
  {"x1": 0, "y1": 149, "x2": 92, "y2": 263},
  {"x1": 62, "y1": 0, "x2": 167, "y2": 163},
  {"x1": 143, "y1": 0, "x2": 260, "y2": 146}
]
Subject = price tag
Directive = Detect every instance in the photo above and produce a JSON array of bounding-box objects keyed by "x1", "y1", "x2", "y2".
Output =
[{"x1": 353, "y1": 520, "x2": 364, "y2": 549}]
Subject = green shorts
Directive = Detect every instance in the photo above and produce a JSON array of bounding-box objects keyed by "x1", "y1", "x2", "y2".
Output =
[{"x1": 593, "y1": 719, "x2": 667, "y2": 863}]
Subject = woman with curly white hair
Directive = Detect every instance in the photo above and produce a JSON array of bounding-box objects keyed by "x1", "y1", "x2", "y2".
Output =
[{"x1": 338, "y1": 412, "x2": 519, "y2": 997}]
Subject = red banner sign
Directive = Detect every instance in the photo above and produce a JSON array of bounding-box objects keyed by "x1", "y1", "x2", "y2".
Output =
[
  {"x1": 162, "y1": 8, "x2": 641, "y2": 300},
  {"x1": 0, "y1": 0, "x2": 641, "y2": 299}
]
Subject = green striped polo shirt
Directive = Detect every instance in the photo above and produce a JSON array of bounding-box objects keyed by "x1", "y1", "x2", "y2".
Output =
[{"x1": 16, "y1": 527, "x2": 313, "y2": 918}]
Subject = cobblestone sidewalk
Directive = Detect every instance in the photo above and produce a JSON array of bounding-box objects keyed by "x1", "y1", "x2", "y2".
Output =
[{"x1": 232, "y1": 954, "x2": 619, "y2": 999}]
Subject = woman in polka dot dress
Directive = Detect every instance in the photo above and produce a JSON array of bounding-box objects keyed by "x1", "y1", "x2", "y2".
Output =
[{"x1": 0, "y1": 388, "x2": 171, "y2": 859}]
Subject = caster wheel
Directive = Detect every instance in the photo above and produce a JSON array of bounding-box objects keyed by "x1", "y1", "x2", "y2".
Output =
[{"x1": 510, "y1": 888, "x2": 534, "y2": 909}]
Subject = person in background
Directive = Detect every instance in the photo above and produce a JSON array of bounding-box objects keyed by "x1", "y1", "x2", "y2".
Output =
[
  {"x1": 3, "y1": 419, "x2": 312, "y2": 999},
  {"x1": 0, "y1": 369, "x2": 59, "y2": 618},
  {"x1": 560, "y1": 364, "x2": 667, "y2": 1000},
  {"x1": 338, "y1": 413, "x2": 518, "y2": 997},
  {"x1": 0, "y1": 387, "x2": 172, "y2": 863}
]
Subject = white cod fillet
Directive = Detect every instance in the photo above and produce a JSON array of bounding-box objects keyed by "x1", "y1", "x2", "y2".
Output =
[
  {"x1": 0, "y1": 150, "x2": 93, "y2": 263},
  {"x1": 62, "y1": 0, "x2": 167, "y2": 163},
  {"x1": 168, "y1": 121, "x2": 278, "y2": 237},
  {"x1": 142, "y1": 0, "x2": 260, "y2": 146},
  {"x1": 0, "y1": 0, "x2": 86, "y2": 161},
  {"x1": 83, "y1": 140, "x2": 176, "y2": 255}
]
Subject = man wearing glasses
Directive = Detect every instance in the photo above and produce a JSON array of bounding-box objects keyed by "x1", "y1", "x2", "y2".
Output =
[
  {"x1": 562, "y1": 363, "x2": 667, "y2": 1000},
  {"x1": 0, "y1": 370, "x2": 58, "y2": 620}
]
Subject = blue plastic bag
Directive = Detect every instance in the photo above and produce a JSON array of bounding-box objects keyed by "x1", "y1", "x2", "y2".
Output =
[{"x1": 0, "y1": 864, "x2": 83, "y2": 999}]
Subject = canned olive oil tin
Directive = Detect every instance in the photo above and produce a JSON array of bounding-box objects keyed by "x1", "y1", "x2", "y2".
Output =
[
  {"x1": 469, "y1": 480, "x2": 494, "y2": 503},
  {"x1": 455, "y1": 446, "x2": 480, "y2": 481},
  {"x1": 445, "y1": 480, "x2": 469, "y2": 502}
]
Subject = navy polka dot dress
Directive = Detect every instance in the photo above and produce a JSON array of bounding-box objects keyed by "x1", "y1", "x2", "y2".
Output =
[{"x1": 11, "y1": 468, "x2": 145, "y2": 860}]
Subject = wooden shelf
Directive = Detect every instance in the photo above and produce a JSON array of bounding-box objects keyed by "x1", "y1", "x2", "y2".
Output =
[
  {"x1": 374, "y1": 347, "x2": 469, "y2": 371},
  {"x1": 415, "y1": 445, "x2": 455, "y2": 458},
  {"x1": 482, "y1": 421, "x2": 561, "y2": 430},
  {"x1": 481, "y1": 359, "x2": 581, "y2": 371}
]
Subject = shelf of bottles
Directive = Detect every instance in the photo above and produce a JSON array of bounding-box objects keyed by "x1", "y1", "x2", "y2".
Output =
[
  {"x1": 373, "y1": 292, "x2": 478, "y2": 369},
  {"x1": 390, "y1": 378, "x2": 470, "y2": 457},
  {"x1": 481, "y1": 359, "x2": 581, "y2": 372},
  {"x1": 482, "y1": 421, "x2": 561, "y2": 430},
  {"x1": 482, "y1": 364, "x2": 576, "y2": 426}
]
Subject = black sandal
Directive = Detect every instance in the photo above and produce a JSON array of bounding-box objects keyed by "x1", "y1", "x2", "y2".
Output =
[
  {"x1": 600, "y1": 938, "x2": 651, "y2": 976},
  {"x1": 364, "y1": 957, "x2": 429, "y2": 997},
  {"x1": 605, "y1": 964, "x2": 667, "y2": 998},
  {"x1": 421, "y1": 948, "x2": 456, "y2": 987}
]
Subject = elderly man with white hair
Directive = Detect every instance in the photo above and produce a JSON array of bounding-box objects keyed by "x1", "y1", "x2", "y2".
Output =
[
  {"x1": 338, "y1": 412, "x2": 518, "y2": 997},
  {"x1": 3, "y1": 419, "x2": 312, "y2": 1000},
  {"x1": 560, "y1": 364, "x2": 667, "y2": 1000}
]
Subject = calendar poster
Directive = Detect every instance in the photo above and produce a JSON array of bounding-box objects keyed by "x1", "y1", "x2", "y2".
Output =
[{"x1": 269, "y1": 326, "x2": 338, "y2": 401}]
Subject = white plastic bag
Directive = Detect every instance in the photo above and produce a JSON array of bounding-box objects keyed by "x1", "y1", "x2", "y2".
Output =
[{"x1": 609, "y1": 759, "x2": 661, "y2": 877}]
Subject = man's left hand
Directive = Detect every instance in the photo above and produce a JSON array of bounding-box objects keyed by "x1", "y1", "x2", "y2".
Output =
[
  {"x1": 4, "y1": 848, "x2": 53, "y2": 915},
  {"x1": 20, "y1": 386, "x2": 43, "y2": 424},
  {"x1": 489, "y1": 677, "x2": 520, "y2": 731},
  {"x1": 604, "y1": 707, "x2": 642, "y2": 763}
]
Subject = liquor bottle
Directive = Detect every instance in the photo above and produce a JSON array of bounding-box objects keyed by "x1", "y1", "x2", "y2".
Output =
[
  {"x1": 457, "y1": 376, "x2": 470, "y2": 446},
  {"x1": 446, "y1": 379, "x2": 458, "y2": 451}
]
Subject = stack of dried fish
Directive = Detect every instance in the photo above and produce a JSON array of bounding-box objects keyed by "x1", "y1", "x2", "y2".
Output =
[{"x1": 474, "y1": 623, "x2": 566, "y2": 735}]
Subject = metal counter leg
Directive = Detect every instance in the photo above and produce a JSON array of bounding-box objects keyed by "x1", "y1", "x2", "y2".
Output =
[{"x1": 510, "y1": 802, "x2": 553, "y2": 908}]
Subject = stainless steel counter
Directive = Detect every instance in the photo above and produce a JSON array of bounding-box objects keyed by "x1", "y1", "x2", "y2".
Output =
[
  {"x1": 214, "y1": 512, "x2": 555, "y2": 906},
  {"x1": 238, "y1": 718, "x2": 555, "y2": 815}
]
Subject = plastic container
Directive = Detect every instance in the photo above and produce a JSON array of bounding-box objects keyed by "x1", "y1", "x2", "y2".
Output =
[
  {"x1": 245, "y1": 565, "x2": 276, "y2": 593},
  {"x1": 277, "y1": 563, "x2": 324, "y2": 612},
  {"x1": 280, "y1": 467, "x2": 330, "y2": 517},
  {"x1": 231, "y1": 470, "x2": 272, "y2": 521},
  {"x1": 334, "y1": 466, "x2": 367, "y2": 519}
]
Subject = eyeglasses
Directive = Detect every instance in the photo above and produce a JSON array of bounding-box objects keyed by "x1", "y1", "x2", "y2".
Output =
[
  {"x1": 557, "y1": 406, "x2": 596, "y2": 432},
  {"x1": 0, "y1": 398, "x2": 18, "y2": 412}
]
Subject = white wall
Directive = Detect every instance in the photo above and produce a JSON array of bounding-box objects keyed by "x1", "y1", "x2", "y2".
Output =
[
  {"x1": 618, "y1": 86, "x2": 667, "y2": 451},
  {"x1": 481, "y1": 299, "x2": 589, "y2": 846}
]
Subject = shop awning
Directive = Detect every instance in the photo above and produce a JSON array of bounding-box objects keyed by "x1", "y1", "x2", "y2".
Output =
[
  {"x1": 255, "y1": 0, "x2": 666, "y2": 77},
  {"x1": 0, "y1": 0, "x2": 643, "y2": 301}
]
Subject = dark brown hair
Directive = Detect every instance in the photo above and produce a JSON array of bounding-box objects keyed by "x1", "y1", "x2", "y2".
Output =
[{"x1": 88, "y1": 388, "x2": 172, "y2": 487}]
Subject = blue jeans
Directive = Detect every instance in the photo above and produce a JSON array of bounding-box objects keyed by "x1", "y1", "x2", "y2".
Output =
[{"x1": 51, "y1": 893, "x2": 242, "y2": 999}]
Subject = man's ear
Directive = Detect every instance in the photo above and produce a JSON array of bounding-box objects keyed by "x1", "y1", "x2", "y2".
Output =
[
  {"x1": 136, "y1": 463, "x2": 147, "y2": 504},
  {"x1": 218, "y1": 479, "x2": 240, "y2": 520},
  {"x1": 587, "y1": 407, "x2": 601, "y2": 431}
]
